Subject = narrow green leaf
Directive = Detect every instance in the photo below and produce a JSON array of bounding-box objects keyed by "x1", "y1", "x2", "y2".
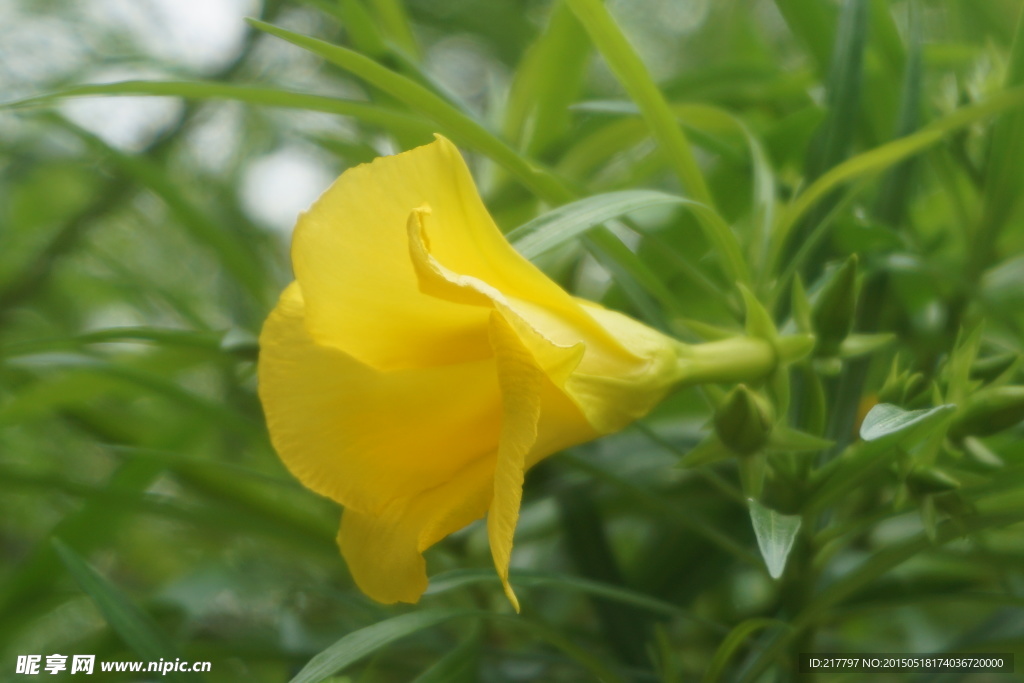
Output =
[
  {"x1": 739, "y1": 285, "x2": 777, "y2": 341},
  {"x1": 868, "y1": 0, "x2": 907, "y2": 77},
  {"x1": 0, "y1": 355, "x2": 257, "y2": 437},
  {"x1": 410, "y1": 632, "x2": 480, "y2": 683},
  {"x1": 289, "y1": 610, "x2": 486, "y2": 683},
  {"x1": 52, "y1": 540, "x2": 190, "y2": 681},
  {"x1": 874, "y1": 0, "x2": 923, "y2": 225},
  {"x1": 583, "y1": 228, "x2": 684, "y2": 324},
  {"x1": 295, "y1": 0, "x2": 346, "y2": 23},
  {"x1": 557, "y1": 117, "x2": 648, "y2": 181},
  {"x1": 336, "y1": 0, "x2": 389, "y2": 57},
  {"x1": 427, "y1": 569, "x2": 726, "y2": 631},
  {"x1": 945, "y1": 323, "x2": 984, "y2": 406},
  {"x1": 703, "y1": 617, "x2": 788, "y2": 683},
  {"x1": 2, "y1": 80, "x2": 436, "y2": 140},
  {"x1": 1, "y1": 467, "x2": 332, "y2": 553},
  {"x1": 496, "y1": 616, "x2": 626, "y2": 683},
  {"x1": 790, "y1": 275, "x2": 813, "y2": 333},
  {"x1": 972, "y1": 3, "x2": 1024, "y2": 275},
  {"x1": 289, "y1": 606, "x2": 624, "y2": 683},
  {"x1": 678, "y1": 437, "x2": 732, "y2": 468},
  {"x1": 839, "y1": 332, "x2": 896, "y2": 358},
  {"x1": 859, "y1": 403, "x2": 955, "y2": 443},
  {"x1": 571, "y1": 101, "x2": 777, "y2": 237},
  {"x1": 508, "y1": 189, "x2": 694, "y2": 260},
  {"x1": 0, "y1": 326, "x2": 223, "y2": 359},
  {"x1": 368, "y1": 0, "x2": 421, "y2": 58},
  {"x1": 0, "y1": 460, "x2": 165, "y2": 622},
  {"x1": 563, "y1": 453, "x2": 761, "y2": 565},
  {"x1": 772, "y1": 0, "x2": 836, "y2": 73},
  {"x1": 48, "y1": 116, "x2": 266, "y2": 300},
  {"x1": 747, "y1": 499, "x2": 802, "y2": 579},
  {"x1": 778, "y1": 335, "x2": 816, "y2": 364},
  {"x1": 503, "y1": 2, "x2": 590, "y2": 155},
  {"x1": 805, "y1": 0, "x2": 869, "y2": 182},
  {"x1": 555, "y1": 486, "x2": 650, "y2": 667},
  {"x1": 766, "y1": 426, "x2": 834, "y2": 452},
  {"x1": 564, "y1": 0, "x2": 713, "y2": 205},
  {"x1": 245, "y1": 19, "x2": 571, "y2": 204},
  {"x1": 770, "y1": 85, "x2": 1024, "y2": 273},
  {"x1": 782, "y1": 0, "x2": 868, "y2": 274}
]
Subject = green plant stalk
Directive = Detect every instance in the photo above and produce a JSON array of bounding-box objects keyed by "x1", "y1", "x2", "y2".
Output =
[{"x1": 678, "y1": 337, "x2": 777, "y2": 386}]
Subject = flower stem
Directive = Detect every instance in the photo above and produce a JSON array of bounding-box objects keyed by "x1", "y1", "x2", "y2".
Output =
[{"x1": 678, "y1": 336, "x2": 776, "y2": 386}]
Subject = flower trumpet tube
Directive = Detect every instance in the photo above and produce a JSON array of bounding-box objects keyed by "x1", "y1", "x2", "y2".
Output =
[{"x1": 258, "y1": 135, "x2": 793, "y2": 609}]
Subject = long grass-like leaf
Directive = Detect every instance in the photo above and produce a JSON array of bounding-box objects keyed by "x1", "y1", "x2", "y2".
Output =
[
  {"x1": 288, "y1": 610, "x2": 485, "y2": 683},
  {"x1": 769, "y1": 86, "x2": 1024, "y2": 275},
  {"x1": 971, "y1": 4, "x2": 1024, "y2": 276},
  {"x1": 772, "y1": 0, "x2": 836, "y2": 74},
  {"x1": 563, "y1": 102, "x2": 765, "y2": 286},
  {"x1": 0, "y1": 355, "x2": 257, "y2": 437},
  {"x1": 1, "y1": 80, "x2": 436, "y2": 142},
  {"x1": 410, "y1": 631, "x2": 481, "y2": 683},
  {"x1": 784, "y1": 0, "x2": 868, "y2": 274},
  {"x1": 509, "y1": 189, "x2": 701, "y2": 260},
  {"x1": 53, "y1": 540, "x2": 192, "y2": 682},
  {"x1": 288, "y1": 609, "x2": 623, "y2": 683},
  {"x1": 45, "y1": 115, "x2": 267, "y2": 301},
  {"x1": 565, "y1": 0, "x2": 712, "y2": 206},
  {"x1": 874, "y1": 0, "x2": 923, "y2": 226},
  {"x1": 368, "y1": 0, "x2": 421, "y2": 58},
  {"x1": 245, "y1": 19, "x2": 571, "y2": 204},
  {"x1": 503, "y1": 2, "x2": 590, "y2": 156},
  {"x1": 427, "y1": 568, "x2": 727, "y2": 631},
  {"x1": 703, "y1": 618, "x2": 788, "y2": 683}
]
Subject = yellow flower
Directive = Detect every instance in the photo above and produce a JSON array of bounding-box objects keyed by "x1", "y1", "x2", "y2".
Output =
[{"x1": 258, "y1": 135, "x2": 774, "y2": 609}]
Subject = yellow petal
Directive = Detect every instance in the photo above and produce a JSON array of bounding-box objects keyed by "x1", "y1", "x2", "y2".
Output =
[
  {"x1": 338, "y1": 455, "x2": 494, "y2": 605},
  {"x1": 564, "y1": 301, "x2": 687, "y2": 433},
  {"x1": 407, "y1": 202, "x2": 601, "y2": 452},
  {"x1": 292, "y1": 138, "x2": 492, "y2": 370},
  {"x1": 257, "y1": 282, "x2": 502, "y2": 514},
  {"x1": 486, "y1": 311, "x2": 543, "y2": 612},
  {"x1": 293, "y1": 134, "x2": 636, "y2": 371},
  {"x1": 407, "y1": 203, "x2": 627, "y2": 397},
  {"x1": 406, "y1": 205, "x2": 501, "y2": 308},
  {"x1": 263, "y1": 136, "x2": 697, "y2": 610}
]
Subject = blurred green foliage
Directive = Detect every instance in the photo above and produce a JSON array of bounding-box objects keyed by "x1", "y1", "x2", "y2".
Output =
[{"x1": 3, "y1": 0, "x2": 1024, "y2": 681}]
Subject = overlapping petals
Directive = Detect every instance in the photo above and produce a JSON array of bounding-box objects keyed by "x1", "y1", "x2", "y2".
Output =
[{"x1": 258, "y1": 136, "x2": 687, "y2": 606}]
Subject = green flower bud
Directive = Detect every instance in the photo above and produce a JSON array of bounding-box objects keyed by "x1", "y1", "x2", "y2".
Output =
[
  {"x1": 949, "y1": 385, "x2": 1024, "y2": 440},
  {"x1": 812, "y1": 255, "x2": 859, "y2": 359},
  {"x1": 714, "y1": 384, "x2": 775, "y2": 456}
]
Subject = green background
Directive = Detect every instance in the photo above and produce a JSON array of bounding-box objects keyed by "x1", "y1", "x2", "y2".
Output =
[{"x1": 3, "y1": 0, "x2": 1024, "y2": 681}]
